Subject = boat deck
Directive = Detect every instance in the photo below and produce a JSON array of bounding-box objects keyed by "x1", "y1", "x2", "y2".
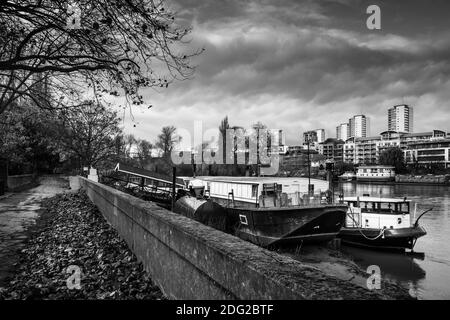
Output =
[{"x1": 185, "y1": 176, "x2": 326, "y2": 185}]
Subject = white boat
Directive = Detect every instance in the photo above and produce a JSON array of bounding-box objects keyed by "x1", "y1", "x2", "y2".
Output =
[
  {"x1": 338, "y1": 196, "x2": 429, "y2": 250},
  {"x1": 356, "y1": 166, "x2": 396, "y2": 182}
]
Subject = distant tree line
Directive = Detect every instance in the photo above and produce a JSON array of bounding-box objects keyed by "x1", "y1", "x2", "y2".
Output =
[
  {"x1": 1, "y1": 0, "x2": 202, "y2": 176},
  {"x1": 0, "y1": 99, "x2": 183, "y2": 175}
]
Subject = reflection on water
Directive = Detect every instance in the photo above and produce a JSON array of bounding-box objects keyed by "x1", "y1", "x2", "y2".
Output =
[
  {"x1": 341, "y1": 246, "x2": 426, "y2": 298},
  {"x1": 338, "y1": 182, "x2": 450, "y2": 300}
]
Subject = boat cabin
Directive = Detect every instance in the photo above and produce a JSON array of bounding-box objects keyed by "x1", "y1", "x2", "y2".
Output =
[
  {"x1": 183, "y1": 176, "x2": 332, "y2": 208},
  {"x1": 343, "y1": 196, "x2": 412, "y2": 230}
]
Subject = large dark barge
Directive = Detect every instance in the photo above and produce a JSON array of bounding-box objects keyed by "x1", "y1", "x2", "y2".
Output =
[{"x1": 182, "y1": 176, "x2": 347, "y2": 247}]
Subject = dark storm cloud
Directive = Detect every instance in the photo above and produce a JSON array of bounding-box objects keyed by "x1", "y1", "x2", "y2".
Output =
[{"x1": 129, "y1": 0, "x2": 450, "y2": 144}]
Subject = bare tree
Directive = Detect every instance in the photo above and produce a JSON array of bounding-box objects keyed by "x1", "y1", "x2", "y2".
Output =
[
  {"x1": 54, "y1": 100, "x2": 122, "y2": 168},
  {"x1": 136, "y1": 139, "x2": 153, "y2": 168},
  {"x1": 124, "y1": 134, "x2": 137, "y2": 158},
  {"x1": 0, "y1": 0, "x2": 201, "y2": 114},
  {"x1": 155, "y1": 125, "x2": 179, "y2": 158}
]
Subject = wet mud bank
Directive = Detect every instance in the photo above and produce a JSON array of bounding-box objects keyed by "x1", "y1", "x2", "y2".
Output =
[{"x1": 280, "y1": 246, "x2": 412, "y2": 299}]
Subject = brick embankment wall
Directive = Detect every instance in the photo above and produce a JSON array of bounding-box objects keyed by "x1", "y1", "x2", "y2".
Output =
[{"x1": 78, "y1": 176, "x2": 403, "y2": 300}]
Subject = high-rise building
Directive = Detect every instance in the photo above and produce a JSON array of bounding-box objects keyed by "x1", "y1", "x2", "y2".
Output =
[
  {"x1": 349, "y1": 115, "x2": 369, "y2": 138},
  {"x1": 388, "y1": 104, "x2": 414, "y2": 133},
  {"x1": 303, "y1": 129, "x2": 325, "y2": 144},
  {"x1": 316, "y1": 129, "x2": 325, "y2": 143},
  {"x1": 336, "y1": 123, "x2": 350, "y2": 141}
]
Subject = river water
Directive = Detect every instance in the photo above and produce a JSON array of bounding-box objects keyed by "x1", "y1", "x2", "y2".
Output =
[{"x1": 337, "y1": 182, "x2": 450, "y2": 300}]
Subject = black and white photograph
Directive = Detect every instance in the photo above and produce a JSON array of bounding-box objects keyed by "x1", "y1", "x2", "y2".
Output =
[{"x1": 1, "y1": 0, "x2": 450, "y2": 311}]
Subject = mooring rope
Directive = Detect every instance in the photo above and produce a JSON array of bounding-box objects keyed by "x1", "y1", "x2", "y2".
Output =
[{"x1": 346, "y1": 207, "x2": 385, "y2": 241}]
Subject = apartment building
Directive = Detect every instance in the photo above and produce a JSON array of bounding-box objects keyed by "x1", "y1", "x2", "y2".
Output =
[
  {"x1": 336, "y1": 123, "x2": 350, "y2": 141},
  {"x1": 388, "y1": 104, "x2": 414, "y2": 133},
  {"x1": 349, "y1": 115, "x2": 370, "y2": 138},
  {"x1": 318, "y1": 138, "x2": 345, "y2": 163},
  {"x1": 405, "y1": 138, "x2": 450, "y2": 168},
  {"x1": 326, "y1": 130, "x2": 447, "y2": 165}
]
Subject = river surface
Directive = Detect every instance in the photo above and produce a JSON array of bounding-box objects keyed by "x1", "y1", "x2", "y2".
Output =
[{"x1": 337, "y1": 182, "x2": 450, "y2": 300}]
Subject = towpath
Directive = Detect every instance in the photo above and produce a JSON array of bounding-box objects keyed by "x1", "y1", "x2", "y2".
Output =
[{"x1": 0, "y1": 176, "x2": 69, "y2": 286}]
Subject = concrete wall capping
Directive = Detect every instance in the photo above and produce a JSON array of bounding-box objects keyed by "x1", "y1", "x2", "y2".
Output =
[{"x1": 78, "y1": 176, "x2": 385, "y2": 300}]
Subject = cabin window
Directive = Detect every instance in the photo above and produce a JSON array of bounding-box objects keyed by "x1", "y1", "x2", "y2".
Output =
[
  {"x1": 263, "y1": 184, "x2": 281, "y2": 196},
  {"x1": 239, "y1": 214, "x2": 248, "y2": 225},
  {"x1": 371, "y1": 202, "x2": 377, "y2": 211},
  {"x1": 400, "y1": 203, "x2": 410, "y2": 213},
  {"x1": 380, "y1": 202, "x2": 394, "y2": 212},
  {"x1": 252, "y1": 185, "x2": 258, "y2": 198}
]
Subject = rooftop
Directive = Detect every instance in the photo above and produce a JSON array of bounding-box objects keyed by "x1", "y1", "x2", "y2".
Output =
[
  {"x1": 344, "y1": 196, "x2": 410, "y2": 203},
  {"x1": 189, "y1": 176, "x2": 327, "y2": 186},
  {"x1": 357, "y1": 165, "x2": 395, "y2": 169}
]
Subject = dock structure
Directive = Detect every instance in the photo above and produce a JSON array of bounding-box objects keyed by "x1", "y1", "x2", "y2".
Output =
[{"x1": 100, "y1": 163, "x2": 187, "y2": 210}]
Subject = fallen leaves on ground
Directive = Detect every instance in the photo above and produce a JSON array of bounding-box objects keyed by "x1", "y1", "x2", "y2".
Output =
[{"x1": 0, "y1": 191, "x2": 165, "y2": 300}]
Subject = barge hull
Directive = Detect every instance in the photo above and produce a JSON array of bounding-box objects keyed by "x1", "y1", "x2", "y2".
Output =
[
  {"x1": 338, "y1": 226, "x2": 427, "y2": 250},
  {"x1": 228, "y1": 205, "x2": 348, "y2": 247}
]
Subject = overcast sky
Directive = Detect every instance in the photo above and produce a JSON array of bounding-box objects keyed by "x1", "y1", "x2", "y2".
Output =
[{"x1": 122, "y1": 0, "x2": 450, "y2": 146}]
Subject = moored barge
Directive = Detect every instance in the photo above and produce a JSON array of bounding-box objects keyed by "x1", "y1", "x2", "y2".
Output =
[{"x1": 183, "y1": 176, "x2": 348, "y2": 247}]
